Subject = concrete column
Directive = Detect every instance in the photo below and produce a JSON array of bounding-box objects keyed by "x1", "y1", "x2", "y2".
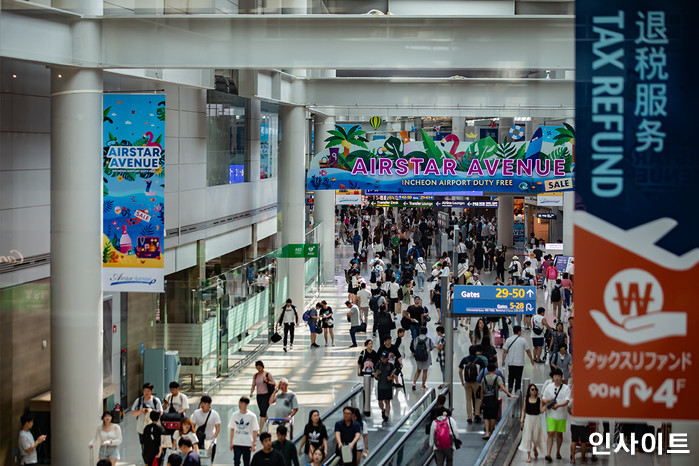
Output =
[
  {"x1": 281, "y1": 0, "x2": 308, "y2": 14},
  {"x1": 451, "y1": 115, "x2": 463, "y2": 136},
  {"x1": 314, "y1": 114, "x2": 336, "y2": 282},
  {"x1": 279, "y1": 105, "x2": 307, "y2": 307},
  {"x1": 498, "y1": 117, "x2": 515, "y2": 143},
  {"x1": 246, "y1": 99, "x2": 262, "y2": 181},
  {"x1": 413, "y1": 117, "x2": 422, "y2": 140},
  {"x1": 498, "y1": 196, "x2": 514, "y2": 248},
  {"x1": 562, "y1": 191, "x2": 574, "y2": 256},
  {"x1": 50, "y1": 66, "x2": 103, "y2": 466}
]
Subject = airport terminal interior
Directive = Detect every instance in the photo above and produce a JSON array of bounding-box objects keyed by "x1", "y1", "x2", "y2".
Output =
[{"x1": 0, "y1": 1, "x2": 695, "y2": 466}]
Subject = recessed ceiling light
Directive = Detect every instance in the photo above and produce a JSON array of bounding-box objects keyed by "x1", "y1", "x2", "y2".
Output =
[
  {"x1": 11, "y1": 74, "x2": 17, "y2": 78},
  {"x1": 58, "y1": 74, "x2": 62, "y2": 78}
]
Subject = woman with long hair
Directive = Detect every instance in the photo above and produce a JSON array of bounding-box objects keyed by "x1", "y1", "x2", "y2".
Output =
[
  {"x1": 172, "y1": 418, "x2": 199, "y2": 455},
  {"x1": 89, "y1": 411, "x2": 122, "y2": 466},
  {"x1": 250, "y1": 360, "x2": 275, "y2": 427},
  {"x1": 472, "y1": 318, "x2": 491, "y2": 347},
  {"x1": 298, "y1": 409, "x2": 328, "y2": 464},
  {"x1": 308, "y1": 447, "x2": 326, "y2": 466},
  {"x1": 519, "y1": 384, "x2": 546, "y2": 463},
  {"x1": 352, "y1": 408, "x2": 370, "y2": 464}
]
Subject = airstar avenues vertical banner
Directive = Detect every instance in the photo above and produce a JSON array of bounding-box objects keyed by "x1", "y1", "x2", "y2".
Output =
[
  {"x1": 575, "y1": 1, "x2": 698, "y2": 420},
  {"x1": 102, "y1": 94, "x2": 166, "y2": 292}
]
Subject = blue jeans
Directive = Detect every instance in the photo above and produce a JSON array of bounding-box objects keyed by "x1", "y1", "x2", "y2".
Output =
[
  {"x1": 564, "y1": 289, "x2": 571, "y2": 308},
  {"x1": 416, "y1": 272, "x2": 426, "y2": 289},
  {"x1": 350, "y1": 325, "x2": 360, "y2": 346},
  {"x1": 410, "y1": 324, "x2": 420, "y2": 341},
  {"x1": 233, "y1": 445, "x2": 252, "y2": 466}
]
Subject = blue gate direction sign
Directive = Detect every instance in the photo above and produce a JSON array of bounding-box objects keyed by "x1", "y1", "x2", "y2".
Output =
[{"x1": 453, "y1": 285, "x2": 536, "y2": 315}]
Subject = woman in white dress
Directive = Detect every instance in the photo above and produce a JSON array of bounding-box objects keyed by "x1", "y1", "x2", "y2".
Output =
[
  {"x1": 519, "y1": 384, "x2": 546, "y2": 463},
  {"x1": 89, "y1": 411, "x2": 122, "y2": 466}
]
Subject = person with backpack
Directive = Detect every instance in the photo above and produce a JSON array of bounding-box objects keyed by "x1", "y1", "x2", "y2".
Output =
[
  {"x1": 508, "y1": 255, "x2": 522, "y2": 284},
  {"x1": 368, "y1": 290, "x2": 385, "y2": 336},
  {"x1": 481, "y1": 363, "x2": 517, "y2": 439},
  {"x1": 276, "y1": 299, "x2": 299, "y2": 352},
  {"x1": 131, "y1": 382, "x2": 163, "y2": 464},
  {"x1": 544, "y1": 261, "x2": 558, "y2": 291},
  {"x1": 550, "y1": 279, "x2": 564, "y2": 323},
  {"x1": 429, "y1": 406, "x2": 460, "y2": 466},
  {"x1": 411, "y1": 327, "x2": 434, "y2": 391},
  {"x1": 458, "y1": 346, "x2": 487, "y2": 424},
  {"x1": 143, "y1": 411, "x2": 166, "y2": 466},
  {"x1": 531, "y1": 307, "x2": 553, "y2": 364}
]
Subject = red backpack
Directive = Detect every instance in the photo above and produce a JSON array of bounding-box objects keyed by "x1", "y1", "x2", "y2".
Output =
[
  {"x1": 434, "y1": 418, "x2": 452, "y2": 449},
  {"x1": 547, "y1": 266, "x2": 558, "y2": 280}
]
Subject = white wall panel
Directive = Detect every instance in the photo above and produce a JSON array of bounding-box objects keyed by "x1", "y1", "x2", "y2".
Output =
[
  {"x1": 178, "y1": 188, "x2": 206, "y2": 225},
  {"x1": 389, "y1": 0, "x2": 514, "y2": 15},
  {"x1": 164, "y1": 164, "x2": 179, "y2": 194},
  {"x1": 165, "y1": 109, "x2": 179, "y2": 137},
  {"x1": 0, "y1": 133, "x2": 50, "y2": 171},
  {"x1": 164, "y1": 192, "x2": 179, "y2": 230},
  {"x1": 257, "y1": 217, "x2": 277, "y2": 240},
  {"x1": 0, "y1": 170, "x2": 50, "y2": 210},
  {"x1": 179, "y1": 110, "x2": 206, "y2": 138},
  {"x1": 179, "y1": 137, "x2": 206, "y2": 164},
  {"x1": 179, "y1": 162, "x2": 206, "y2": 191},
  {"x1": 175, "y1": 241, "x2": 198, "y2": 270},
  {"x1": 257, "y1": 72, "x2": 273, "y2": 99},
  {"x1": 0, "y1": 94, "x2": 50, "y2": 133},
  {"x1": 179, "y1": 88, "x2": 206, "y2": 112},
  {"x1": 205, "y1": 226, "x2": 252, "y2": 262},
  {"x1": 0, "y1": 205, "x2": 50, "y2": 259},
  {"x1": 164, "y1": 136, "x2": 180, "y2": 165},
  {"x1": 164, "y1": 248, "x2": 176, "y2": 275}
]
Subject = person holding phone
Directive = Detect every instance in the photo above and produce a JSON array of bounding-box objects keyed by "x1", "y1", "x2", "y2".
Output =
[{"x1": 18, "y1": 413, "x2": 46, "y2": 465}]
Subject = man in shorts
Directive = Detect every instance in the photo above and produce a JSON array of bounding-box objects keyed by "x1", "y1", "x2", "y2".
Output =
[
  {"x1": 542, "y1": 368, "x2": 571, "y2": 463},
  {"x1": 531, "y1": 307, "x2": 552, "y2": 363},
  {"x1": 568, "y1": 399, "x2": 590, "y2": 464},
  {"x1": 373, "y1": 351, "x2": 398, "y2": 422}
]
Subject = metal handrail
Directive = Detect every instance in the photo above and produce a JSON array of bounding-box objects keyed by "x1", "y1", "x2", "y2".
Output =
[
  {"x1": 372, "y1": 387, "x2": 449, "y2": 465},
  {"x1": 474, "y1": 390, "x2": 522, "y2": 466},
  {"x1": 291, "y1": 383, "x2": 364, "y2": 445},
  {"x1": 361, "y1": 387, "x2": 437, "y2": 464}
]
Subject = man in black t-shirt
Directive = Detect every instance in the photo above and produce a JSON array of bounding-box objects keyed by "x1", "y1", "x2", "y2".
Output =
[
  {"x1": 334, "y1": 407, "x2": 361, "y2": 466},
  {"x1": 251, "y1": 432, "x2": 286, "y2": 466},
  {"x1": 143, "y1": 411, "x2": 166, "y2": 465},
  {"x1": 405, "y1": 296, "x2": 424, "y2": 341}
]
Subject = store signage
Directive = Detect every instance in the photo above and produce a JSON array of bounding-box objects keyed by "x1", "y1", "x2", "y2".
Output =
[
  {"x1": 103, "y1": 94, "x2": 165, "y2": 292},
  {"x1": 305, "y1": 197, "x2": 314, "y2": 205},
  {"x1": 278, "y1": 243, "x2": 319, "y2": 258},
  {"x1": 575, "y1": 0, "x2": 698, "y2": 420},
  {"x1": 308, "y1": 125, "x2": 575, "y2": 193},
  {"x1": 453, "y1": 285, "x2": 536, "y2": 315},
  {"x1": 537, "y1": 193, "x2": 563, "y2": 206},
  {"x1": 537, "y1": 213, "x2": 557, "y2": 219},
  {"x1": 435, "y1": 200, "x2": 499, "y2": 208},
  {"x1": 545, "y1": 243, "x2": 564, "y2": 251},
  {"x1": 335, "y1": 194, "x2": 362, "y2": 205}
]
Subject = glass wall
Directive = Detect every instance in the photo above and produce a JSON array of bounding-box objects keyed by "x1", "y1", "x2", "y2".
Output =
[
  {"x1": 206, "y1": 91, "x2": 247, "y2": 186},
  {"x1": 260, "y1": 101, "x2": 280, "y2": 180}
]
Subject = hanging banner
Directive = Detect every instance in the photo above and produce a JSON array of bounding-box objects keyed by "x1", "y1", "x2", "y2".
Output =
[
  {"x1": 574, "y1": 0, "x2": 699, "y2": 420},
  {"x1": 307, "y1": 125, "x2": 575, "y2": 193},
  {"x1": 102, "y1": 94, "x2": 165, "y2": 292}
]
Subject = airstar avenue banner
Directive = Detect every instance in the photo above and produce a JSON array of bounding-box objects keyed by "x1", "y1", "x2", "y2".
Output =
[
  {"x1": 574, "y1": 0, "x2": 699, "y2": 420},
  {"x1": 102, "y1": 94, "x2": 166, "y2": 292},
  {"x1": 307, "y1": 126, "x2": 575, "y2": 193}
]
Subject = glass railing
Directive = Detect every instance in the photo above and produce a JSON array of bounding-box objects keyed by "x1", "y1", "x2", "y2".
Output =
[
  {"x1": 360, "y1": 388, "x2": 440, "y2": 466},
  {"x1": 474, "y1": 392, "x2": 523, "y2": 466},
  {"x1": 291, "y1": 384, "x2": 364, "y2": 460}
]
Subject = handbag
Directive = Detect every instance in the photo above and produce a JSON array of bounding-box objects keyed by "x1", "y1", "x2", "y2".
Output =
[
  {"x1": 341, "y1": 444, "x2": 353, "y2": 463},
  {"x1": 270, "y1": 332, "x2": 282, "y2": 343},
  {"x1": 195, "y1": 410, "x2": 211, "y2": 450},
  {"x1": 263, "y1": 372, "x2": 276, "y2": 394},
  {"x1": 448, "y1": 417, "x2": 462, "y2": 449}
]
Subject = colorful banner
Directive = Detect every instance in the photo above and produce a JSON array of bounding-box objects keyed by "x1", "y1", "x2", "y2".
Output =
[
  {"x1": 574, "y1": 0, "x2": 699, "y2": 420},
  {"x1": 307, "y1": 125, "x2": 574, "y2": 193},
  {"x1": 102, "y1": 94, "x2": 165, "y2": 292}
]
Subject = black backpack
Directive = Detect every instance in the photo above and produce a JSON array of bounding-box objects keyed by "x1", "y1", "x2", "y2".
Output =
[
  {"x1": 414, "y1": 337, "x2": 429, "y2": 362},
  {"x1": 463, "y1": 361, "x2": 479, "y2": 383},
  {"x1": 551, "y1": 285, "x2": 562, "y2": 302},
  {"x1": 369, "y1": 295, "x2": 380, "y2": 312},
  {"x1": 397, "y1": 287, "x2": 404, "y2": 300}
]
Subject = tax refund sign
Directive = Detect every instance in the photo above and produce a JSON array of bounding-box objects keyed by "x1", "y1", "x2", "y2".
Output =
[
  {"x1": 453, "y1": 286, "x2": 536, "y2": 315},
  {"x1": 575, "y1": 0, "x2": 699, "y2": 420}
]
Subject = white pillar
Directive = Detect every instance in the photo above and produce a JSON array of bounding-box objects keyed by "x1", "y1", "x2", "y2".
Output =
[
  {"x1": 562, "y1": 191, "x2": 574, "y2": 256},
  {"x1": 498, "y1": 196, "x2": 514, "y2": 248},
  {"x1": 498, "y1": 117, "x2": 515, "y2": 143},
  {"x1": 314, "y1": 114, "x2": 336, "y2": 282},
  {"x1": 279, "y1": 105, "x2": 307, "y2": 307},
  {"x1": 50, "y1": 67, "x2": 103, "y2": 466}
]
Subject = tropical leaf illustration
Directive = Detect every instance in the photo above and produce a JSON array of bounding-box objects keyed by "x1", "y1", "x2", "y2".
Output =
[
  {"x1": 103, "y1": 107, "x2": 113, "y2": 124},
  {"x1": 157, "y1": 101, "x2": 166, "y2": 121},
  {"x1": 495, "y1": 142, "x2": 517, "y2": 159},
  {"x1": 104, "y1": 200, "x2": 114, "y2": 213},
  {"x1": 325, "y1": 125, "x2": 369, "y2": 158},
  {"x1": 515, "y1": 143, "x2": 527, "y2": 161},
  {"x1": 383, "y1": 136, "x2": 403, "y2": 160},
  {"x1": 103, "y1": 243, "x2": 113, "y2": 264},
  {"x1": 140, "y1": 224, "x2": 156, "y2": 236},
  {"x1": 466, "y1": 137, "x2": 498, "y2": 162},
  {"x1": 421, "y1": 129, "x2": 445, "y2": 162}
]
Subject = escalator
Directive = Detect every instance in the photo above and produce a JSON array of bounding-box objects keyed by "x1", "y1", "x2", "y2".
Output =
[{"x1": 361, "y1": 388, "x2": 523, "y2": 466}]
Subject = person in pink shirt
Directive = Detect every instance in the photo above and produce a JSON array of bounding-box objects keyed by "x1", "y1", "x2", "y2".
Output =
[
  {"x1": 560, "y1": 273, "x2": 573, "y2": 311},
  {"x1": 540, "y1": 256, "x2": 551, "y2": 289}
]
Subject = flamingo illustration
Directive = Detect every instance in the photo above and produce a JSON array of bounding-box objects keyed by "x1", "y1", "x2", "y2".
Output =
[
  {"x1": 442, "y1": 134, "x2": 465, "y2": 160},
  {"x1": 144, "y1": 131, "x2": 162, "y2": 150}
]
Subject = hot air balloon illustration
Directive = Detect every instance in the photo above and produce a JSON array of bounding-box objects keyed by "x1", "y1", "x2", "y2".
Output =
[{"x1": 370, "y1": 116, "x2": 382, "y2": 130}]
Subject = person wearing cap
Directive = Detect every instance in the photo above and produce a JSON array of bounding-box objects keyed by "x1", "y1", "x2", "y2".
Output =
[
  {"x1": 415, "y1": 257, "x2": 428, "y2": 292},
  {"x1": 508, "y1": 256, "x2": 522, "y2": 285},
  {"x1": 468, "y1": 273, "x2": 483, "y2": 286},
  {"x1": 373, "y1": 351, "x2": 398, "y2": 421}
]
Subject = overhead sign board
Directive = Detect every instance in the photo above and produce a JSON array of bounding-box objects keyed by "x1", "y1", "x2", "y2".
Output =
[
  {"x1": 278, "y1": 243, "x2": 319, "y2": 258},
  {"x1": 335, "y1": 194, "x2": 362, "y2": 205},
  {"x1": 453, "y1": 285, "x2": 536, "y2": 315},
  {"x1": 575, "y1": 0, "x2": 699, "y2": 420},
  {"x1": 308, "y1": 125, "x2": 575, "y2": 193},
  {"x1": 537, "y1": 193, "x2": 563, "y2": 206},
  {"x1": 537, "y1": 213, "x2": 557, "y2": 219},
  {"x1": 435, "y1": 200, "x2": 499, "y2": 208},
  {"x1": 370, "y1": 200, "x2": 433, "y2": 208}
]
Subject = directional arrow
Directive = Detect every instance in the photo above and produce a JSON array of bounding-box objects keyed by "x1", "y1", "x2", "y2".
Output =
[
  {"x1": 526, "y1": 303, "x2": 533, "y2": 312},
  {"x1": 526, "y1": 289, "x2": 535, "y2": 297}
]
